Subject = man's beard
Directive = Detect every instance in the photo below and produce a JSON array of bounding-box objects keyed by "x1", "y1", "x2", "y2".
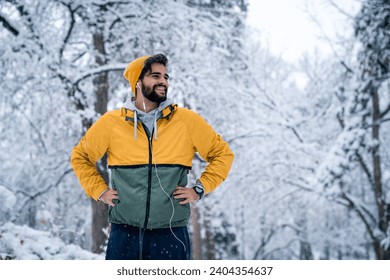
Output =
[{"x1": 141, "y1": 83, "x2": 167, "y2": 103}]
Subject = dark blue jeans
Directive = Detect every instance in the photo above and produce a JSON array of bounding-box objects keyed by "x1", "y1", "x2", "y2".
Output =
[{"x1": 105, "y1": 223, "x2": 191, "y2": 260}]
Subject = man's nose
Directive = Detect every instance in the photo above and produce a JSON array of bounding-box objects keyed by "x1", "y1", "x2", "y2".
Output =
[{"x1": 158, "y1": 78, "x2": 168, "y2": 87}]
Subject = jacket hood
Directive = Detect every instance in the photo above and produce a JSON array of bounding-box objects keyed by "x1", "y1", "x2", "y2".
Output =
[
  {"x1": 123, "y1": 98, "x2": 175, "y2": 113},
  {"x1": 122, "y1": 98, "x2": 176, "y2": 140}
]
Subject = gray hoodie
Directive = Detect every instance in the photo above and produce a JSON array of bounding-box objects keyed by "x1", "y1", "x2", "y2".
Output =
[{"x1": 123, "y1": 98, "x2": 175, "y2": 139}]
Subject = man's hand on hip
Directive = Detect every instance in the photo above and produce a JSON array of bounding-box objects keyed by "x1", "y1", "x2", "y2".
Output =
[
  {"x1": 100, "y1": 189, "x2": 118, "y2": 206},
  {"x1": 173, "y1": 186, "x2": 199, "y2": 204}
]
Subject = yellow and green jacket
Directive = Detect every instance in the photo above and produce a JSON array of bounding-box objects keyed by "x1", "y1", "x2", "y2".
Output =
[{"x1": 71, "y1": 100, "x2": 234, "y2": 229}]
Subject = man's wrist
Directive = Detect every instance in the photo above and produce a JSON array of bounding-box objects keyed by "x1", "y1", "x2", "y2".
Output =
[
  {"x1": 193, "y1": 180, "x2": 205, "y2": 200},
  {"x1": 98, "y1": 189, "x2": 108, "y2": 201}
]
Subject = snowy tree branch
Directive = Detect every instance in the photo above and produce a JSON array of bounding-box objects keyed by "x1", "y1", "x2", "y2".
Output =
[
  {"x1": 58, "y1": 2, "x2": 81, "y2": 62},
  {"x1": 106, "y1": 6, "x2": 137, "y2": 30},
  {"x1": 0, "y1": 13, "x2": 19, "y2": 36},
  {"x1": 260, "y1": 238, "x2": 303, "y2": 260},
  {"x1": 252, "y1": 228, "x2": 275, "y2": 259},
  {"x1": 355, "y1": 151, "x2": 374, "y2": 186},
  {"x1": 340, "y1": 191, "x2": 377, "y2": 240},
  {"x1": 17, "y1": 168, "x2": 73, "y2": 206},
  {"x1": 73, "y1": 64, "x2": 127, "y2": 86},
  {"x1": 15, "y1": 3, "x2": 45, "y2": 51},
  {"x1": 227, "y1": 132, "x2": 271, "y2": 144},
  {"x1": 285, "y1": 124, "x2": 304, "y2": 144},
  {"x1": 284, "y1": 180, "x2": 317, "y2": 194},
  {"x1": 380, "y1": 104, "x2": 390, "y2": 119},
  {"x1": 16, "y1": 110, "x2": 48, "y2": 154},
  {"x1": 380, "y1": 117, "x2": 390, "y2": 124}
]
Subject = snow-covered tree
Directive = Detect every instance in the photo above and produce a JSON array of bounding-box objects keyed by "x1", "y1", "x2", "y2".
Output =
[{"x1": 316, "y1": 0, "x2": 390, "y2": 259}]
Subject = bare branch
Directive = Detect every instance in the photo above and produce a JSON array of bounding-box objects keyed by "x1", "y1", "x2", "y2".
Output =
[
  {"x1": 328, "y1": 0, "x2": 355, "y2": 19},
  {"x1": 303, "y1": 5, "x2": 354, "y2": 74}
]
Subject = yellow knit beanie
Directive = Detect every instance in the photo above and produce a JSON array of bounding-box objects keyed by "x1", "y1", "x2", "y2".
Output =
[{"x1": 123, "y1": 55, "x2": 151, "y2": 96}]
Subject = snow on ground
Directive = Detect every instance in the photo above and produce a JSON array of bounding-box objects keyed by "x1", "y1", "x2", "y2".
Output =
[{"x1": 0, "y1": 222, "x2": 103, "y2": 260}]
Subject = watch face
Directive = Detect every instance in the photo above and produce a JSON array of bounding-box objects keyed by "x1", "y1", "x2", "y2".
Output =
[{"x1": 194, "y1": 186, "x2": 204, "y2": 199}]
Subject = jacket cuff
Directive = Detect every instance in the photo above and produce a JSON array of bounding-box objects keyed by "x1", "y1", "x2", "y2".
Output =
[{"x1": 97, "y1": 189, "x2": 109, "y2": 201}]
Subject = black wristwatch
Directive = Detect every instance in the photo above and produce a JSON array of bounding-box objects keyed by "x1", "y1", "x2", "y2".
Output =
[{"x1": 193, "y1": 184, "x2": 205, "y2": 200}]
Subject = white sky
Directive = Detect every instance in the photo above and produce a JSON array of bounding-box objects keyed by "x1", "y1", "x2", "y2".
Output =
[{"x1": 247, "y1": 0, "x2": 361, "y2": 63}]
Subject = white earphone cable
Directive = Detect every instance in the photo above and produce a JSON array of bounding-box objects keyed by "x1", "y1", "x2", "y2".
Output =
[{"x1": 149, "y1": 138, "x2": 187, "y2": 253}]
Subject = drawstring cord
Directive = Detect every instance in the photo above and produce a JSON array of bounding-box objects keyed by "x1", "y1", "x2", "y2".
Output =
[
  {"x1": 133, "y1": 110, "x2": 138, "y2": 139},
  {"x1": 132, "y1": 108, "x2": 161, "y2": 140},
  {"x1": 153, "y1": 110, "x2": 158, "y2": 140}
]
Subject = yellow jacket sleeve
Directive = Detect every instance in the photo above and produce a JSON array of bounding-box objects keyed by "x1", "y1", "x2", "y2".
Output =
[
  {"x1": 187, "y1": 111, "x2": 234, "y2": 193},
  {"x1": 71, "y1": 112, "x2": 116, "y2": 200}
]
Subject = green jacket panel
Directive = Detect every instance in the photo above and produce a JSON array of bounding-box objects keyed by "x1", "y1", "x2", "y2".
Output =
[{"x1": 109, "y1": 165, "x2": 190, "y2": 229}]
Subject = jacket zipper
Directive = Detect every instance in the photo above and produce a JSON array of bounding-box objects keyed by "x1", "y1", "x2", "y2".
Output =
[{"x1": 142, "y1": 124, "x2": 153, "y2": 229}]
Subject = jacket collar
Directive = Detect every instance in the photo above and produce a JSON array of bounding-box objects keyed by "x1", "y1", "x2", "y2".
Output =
[{"x1": 121, "y1": 102, "x2": 177, "y2": 121}]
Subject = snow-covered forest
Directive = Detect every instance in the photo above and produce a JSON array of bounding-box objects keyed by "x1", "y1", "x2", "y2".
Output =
[{"x1": 0, "y1": 0, "x2": 389, "y2": 260}]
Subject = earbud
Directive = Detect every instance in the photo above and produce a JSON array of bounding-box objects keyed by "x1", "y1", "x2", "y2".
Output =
[{"x1": 136, "y1": 81, "x2": 146, "y2": 112}]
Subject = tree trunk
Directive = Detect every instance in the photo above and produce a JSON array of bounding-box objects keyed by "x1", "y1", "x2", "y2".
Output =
[
  {"x1": 91, "y1": 31, "x2": 109, "y2": 254},
  {"x1": 204, "y1": 211, "x2": 216, "y2": 260},
  {"x1": 190, "y1": 204, "x2": 202, "y2": 259},
  {"x1": 299, "y1": 241, "x2": 313, "y2": 260},
  {"x1": 371, "y1": 87, "x2": 389, "y2": 259}
]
